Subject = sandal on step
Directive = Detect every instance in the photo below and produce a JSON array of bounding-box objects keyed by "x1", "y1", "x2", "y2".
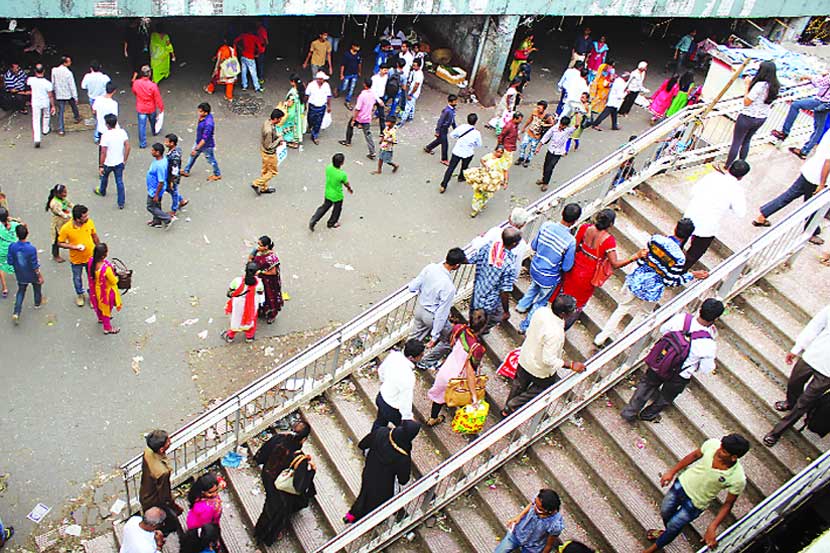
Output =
[
  {"x1": 426, "y1": 415, "x2": 445, "y2": 427},
  {"x1": 763, "y1": 433, "x2": 779, "y2": 447},
  {"x1": 773, "y1": 401, "x2": 791, "y2": 412},
  {"x1": 646, "y1": 529, "x2": 664, "y2": 542},
  {"x1": 752, "y1": 220, "x2": 771, "y2": 227}
]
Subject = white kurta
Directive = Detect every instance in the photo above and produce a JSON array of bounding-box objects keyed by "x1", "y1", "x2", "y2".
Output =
[{"x1": 227, "y1": 276, "x2": 265, "y2": 331}]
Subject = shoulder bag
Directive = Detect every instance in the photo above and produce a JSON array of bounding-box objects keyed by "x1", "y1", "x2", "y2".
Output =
[
  {"x1": 274, "y1": 453, "x2": 307, "y2": 495},
  {"x1": 111, "y1": 257, "x2": 133, "y2": 293},
  {"x1": 444, "y1": 329, "x2": 488, "y2": 408}
]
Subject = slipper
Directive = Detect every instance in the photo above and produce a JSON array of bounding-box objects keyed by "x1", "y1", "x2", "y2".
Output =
[
  {"x1": 763, "y1": 433, "x2": 778, "y2": 447},
  {"x1": 646, "y1": 529, "x2": 664, "y2": 542},
  {"x1": 820, "y1": 254, "x2": 830, "y2": 267},
  {"x1": 1, "y1": 290, "x2": 7, "y2": 298},
  {"x1": 104, "y1": 328, "x2": 121, "y2": 335},
  {"x1": 789, "y1": 147, "x2": 807, "y2": 160},
  {"x1": 774, "y1": 401, "x2": 791, "y2": 412},
  {"x1": 752, "y1": 220, "x2": 771, "y2": 227},
  {"x1": 423, "y1": 147, "x2": 434, "y2": 155},
  {"x1": 500, "y1": 408, "x2": 511, "y2": 418},
  {"x1": 426, "y1": 415, "x2": 445, "y2": 427}
]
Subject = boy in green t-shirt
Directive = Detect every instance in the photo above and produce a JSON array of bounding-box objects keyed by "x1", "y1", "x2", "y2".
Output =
[
  {"x1": 309, "y1": 153, "x2": 352, "y2": 231},
  {"x1": 644, "y1": 434, "x2": 749, "y2": 553}
]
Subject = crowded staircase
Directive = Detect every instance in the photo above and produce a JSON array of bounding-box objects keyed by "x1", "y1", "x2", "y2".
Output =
[{"x1": 78, "y1": 139, "x2": 829, "y2": 553}]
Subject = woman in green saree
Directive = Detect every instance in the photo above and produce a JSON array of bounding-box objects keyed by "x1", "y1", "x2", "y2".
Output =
[{"x1": 149, "y1": 25, "x2": 175, "y2": 84}]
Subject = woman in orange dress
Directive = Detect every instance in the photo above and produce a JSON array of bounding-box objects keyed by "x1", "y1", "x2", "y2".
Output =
[
  {"x1": 557, "y1": 209, "x2": 644, "y2": 329},
  {"x1": 205, "y1": 37, "x2": 238, "y2": 101},
  {"x1": 588, "y1": 62, "x2": 615, "y2": 113}
]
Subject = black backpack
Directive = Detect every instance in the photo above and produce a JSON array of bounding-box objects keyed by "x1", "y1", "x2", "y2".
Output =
[
  {"x1": 385, "y1": 71, "x2": 401, "y2": 100},
  {"x1": 804, "y1": 391, "x2": 830, "y2": 437}
]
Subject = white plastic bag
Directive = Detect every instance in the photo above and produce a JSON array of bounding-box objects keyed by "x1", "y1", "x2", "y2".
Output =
[
  {"x1": 154, "y1": 111, "x2": 164, "y2": 135},
  {"x1": 321, "y1": 111, "x2": 332, "y2": 130},
  {"x1": 276, "y1": 143, "x2": 287, "y2": 166}
]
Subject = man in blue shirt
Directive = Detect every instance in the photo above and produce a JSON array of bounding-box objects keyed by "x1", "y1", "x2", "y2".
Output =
[
  {"x1": 594, "y1": 218, "x2": 707, "y2": 346},
  {"x1": 423, "y1": 94, "x2": 458, "y2": 163},
  {"x1": 517, "y1": 203, "x2": 581, "y2": 333},
  {"x1": 468, "y1": 227, "x2": 521, "y2": 333},
  {"x1": 146, "y1": 143, "x2": 172, "y2": 229},
  {"x1": 7, "y1": 224, "x2": 44, "y2": 323},
  {"x1": 339, "y1": 41, "x2": 362, "y2": 108},
  {"x1": 672, "y1": 30, "x2": 697, "y2": 72},
  {"x1": 495, "y1": 489, "x2": 566, "y2": 553},
  {"x1": 181, "y1": 102, "x2": 221, "y2": 181}
]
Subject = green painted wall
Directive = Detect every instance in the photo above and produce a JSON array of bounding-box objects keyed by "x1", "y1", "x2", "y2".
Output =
[{"x1": 0, "y1": 0, "x2": 826, "y2": 18}]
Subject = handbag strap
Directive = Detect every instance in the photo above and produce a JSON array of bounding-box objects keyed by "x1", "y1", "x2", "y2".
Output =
[{"x1": 288, "y1": 452, "x2": 307, "y2": 471}]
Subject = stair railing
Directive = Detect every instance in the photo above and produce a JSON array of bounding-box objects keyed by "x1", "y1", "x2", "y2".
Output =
[{"x1": 116, "y1": 82, "x2": 814, "y2": 520}]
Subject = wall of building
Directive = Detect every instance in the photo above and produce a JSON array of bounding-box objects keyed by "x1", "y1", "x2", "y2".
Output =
[{"x1": 3, "y1": 0, "x2": 828, "y2": 18}]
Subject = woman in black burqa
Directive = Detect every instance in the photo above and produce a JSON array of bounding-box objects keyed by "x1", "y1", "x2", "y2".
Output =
[
  {"x1": 253, "y1": 421, "x2": 316, "y2": 545},
  {"x1": 343, "y1": 420, "x2": 422, "y2": 523}
]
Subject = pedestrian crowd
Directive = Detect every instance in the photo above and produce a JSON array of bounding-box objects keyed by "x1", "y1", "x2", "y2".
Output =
[{"x1": 1, "y1": 20, "x2": 829, "y2": 553}]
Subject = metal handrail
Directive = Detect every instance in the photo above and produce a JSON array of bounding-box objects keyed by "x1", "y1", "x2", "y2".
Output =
[
  {"x1": 317, "y1": 191, "x2": 830, "y2": 553},
  {"x1": 117, "y1": 82, "x2": 816, "y2": 518}
]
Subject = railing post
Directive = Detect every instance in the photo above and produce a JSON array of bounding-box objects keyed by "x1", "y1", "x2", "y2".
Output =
[
  {"x1": 624, "y1": 332, "x2": 653, "y2": 369},
  {"x1": 331, "y1": 332, "x2": 342, "y2": 382},
  {"x1": 123, "y1": 467, "x2": 132, "y2": 518},
  {"x1": 717, "y1": 261, "x2": 746, "y2": 298},
  {"x1": 234, "y1": 397, "x2": 242, "y2": 451}
]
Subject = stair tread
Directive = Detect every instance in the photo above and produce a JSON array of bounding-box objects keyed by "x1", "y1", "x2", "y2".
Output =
[
  {"x1": 300, "y1": 399, "x2": 364, "y2": 495},
  {"x1": 217, "y1": 487, "x2": 258, "y2": 553},
  {"x1": 734, "y1": 287, "x2": 803, "y2": 344}
]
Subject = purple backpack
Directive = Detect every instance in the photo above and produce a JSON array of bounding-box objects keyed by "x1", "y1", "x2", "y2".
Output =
[{"x1": 645, "y1": 314, "x2": 711, "y2": 380}]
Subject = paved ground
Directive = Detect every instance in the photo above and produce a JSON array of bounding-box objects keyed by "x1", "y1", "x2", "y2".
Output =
[{"x1": 0, "y1": 17, "x2": 725, "y2": 540}]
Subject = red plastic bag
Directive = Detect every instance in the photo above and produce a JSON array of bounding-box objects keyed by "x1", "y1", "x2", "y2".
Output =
[{"x1": 497, "y1": 348, "x2": 521, "y2": 379}]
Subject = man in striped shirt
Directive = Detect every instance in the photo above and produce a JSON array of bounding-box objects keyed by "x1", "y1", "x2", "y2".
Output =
[
  {"x1": 594, "y1": 218, "x2": 708, "y2": 346},
  {"x1": 772, "y1": 71, "x2": 830, "y2": 158},
  {"x1": 517, "y1": 203, "x2": 581, "y2": 333},
  {"x1": 535, "y1": 116, "x2": 574, "y2": 192},
  {"x1": 2, "y1": 62, "x2": 29, "y2": 114}
]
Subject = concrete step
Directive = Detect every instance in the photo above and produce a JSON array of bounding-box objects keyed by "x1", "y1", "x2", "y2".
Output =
[
  {"x1": 222, "y1": 464, "x2": 319, "y2": 553},
  {"x1": 217, "y1": 487, "x2": 259, "y2": 553},
  {"x1": 82, "y1": 533, "x2": 118, "y2": 553},
  {"x1": 326, "y1": 375, "x2": 501, "y2": 552},
  {"x1": 730, "y1": 288, "x2": 802, "y2": 349}
]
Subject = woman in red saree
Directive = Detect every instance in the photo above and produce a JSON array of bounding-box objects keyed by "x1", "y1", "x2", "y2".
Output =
[
  {"x1": 249, "y1": 235, "x2": 283, "y2": 324},
  {"x1": 557, "y1": 209, "x2": 644, "y2": 329},
  {"x1": 221, "y1": 262, "x2": 264, "y2": 343}
]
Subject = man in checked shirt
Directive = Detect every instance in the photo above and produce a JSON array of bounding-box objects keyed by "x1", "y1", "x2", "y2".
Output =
[{"x1": 534, "y1": 115, "x2": 574, "y2": 192}]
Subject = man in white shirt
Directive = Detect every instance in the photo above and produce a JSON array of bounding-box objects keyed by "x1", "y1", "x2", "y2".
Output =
[
  {"x1": 562, "y1": 67, "x2": 589, "y2": 116},
  {"x1": 755, "y1": 130, "x2": 830, "y2": 245},
  {"x1": 373, "y1": 340, "x2": 424, "y2": 432},
  {"x1": 590, "y1": 72, "x2": 628, "y2": 131},
  {"x1": 80, "y1": 60, "x2": 111, "y2": 107},
  {"x1": 619, "y1": 61, "x2": 648, "y2": 116},
  {"x1": 683, "y1": 160, "x2": 749, "y2": 270},
  {"x1": 400, "y1": 59, "x2": 424, "y2": 125},
  {"x1": 26, "y1": 64, "x2": 55, "y2": 148},
  {"x1": 96, "y1": 114, "x2": 131, "y2": 210},
  {"x1": 51, "y1": 55, "x2": 80, "y2": 136},
  {"x1": 765, "y1": 304, "x2": 830, "y2": 446},
  {"x1": 556, "y1": 60, "x2": 583, "y2": 114},
  {"x1": 439, "y1": 113, "x2": 483, "y2": 193},
  {"x1": 304, "y1": 71, "x2": 332, "y2": 144},
  {"x1": 93, "y1": 82, "x2": 119, "y2": 144},
  {"x1": 398, "y1": 41, "x2": 415, "y2": 80},
  {"x1": 370, "y1": 65, "x2": 389, "y2": 131},
  {"x1": 621, "y1": 298, "x2": 722, "y2": 423},
  {"x1": 503, "y1": 295, "x2": 585, "y2": 416},
  {"x1": 119, "y1": 508, "x2": 165, "y2": 553}
]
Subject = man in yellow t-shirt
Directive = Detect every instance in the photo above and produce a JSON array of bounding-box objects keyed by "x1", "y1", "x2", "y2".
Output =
[
  {"x1": 57, "y1": 204, "x2": 100, "y2": 307},
  {"x1": 644, "y1": 434, "x2": 748, "y2": 553},
  {"x1": 302, "y1": 32, "x2": 332, "y2": 80}
]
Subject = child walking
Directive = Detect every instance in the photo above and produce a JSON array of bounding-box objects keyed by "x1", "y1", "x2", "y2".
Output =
[{"x1": 372, "y1": 117, "x2": 400, "y2": 174}]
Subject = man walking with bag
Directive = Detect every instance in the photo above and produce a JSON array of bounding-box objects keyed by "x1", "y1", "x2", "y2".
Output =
[
  {"x1": 620, "y1": 298, "x2": 723, "y2": 423},
  {"x1": 372, "y1": 339, "x2": 424, "y2": 432},
  {"x1": 439, "y1": 113, "x2": 482, "y2": 193},
  {"x1": 252, "y1": 109, "x2": 284, "y2": 196}
]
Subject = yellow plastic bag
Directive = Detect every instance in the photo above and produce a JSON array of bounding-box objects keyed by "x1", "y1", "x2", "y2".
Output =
[{"x1": 451, "y1": 400, "x2": 489, "y2": 435}]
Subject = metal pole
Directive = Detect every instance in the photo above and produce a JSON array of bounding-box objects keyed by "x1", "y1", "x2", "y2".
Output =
[{"x1": 469, "y1": 16, "x2": 491, "y2": 91}]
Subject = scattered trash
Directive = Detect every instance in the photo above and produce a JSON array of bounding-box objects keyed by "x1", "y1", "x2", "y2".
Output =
[
  {"x1": 203, "y1": 234, "x2": 211, "y2": 245},
  {"x1": 221, "y1": 451, "x2": 243, "y2": 468},
  {"x1": 197, "y1": 330, "x2": 209, "y2": 340},
  {"x1": 208, "y1": 318, "x2": 213, "y2": 324},
  {"x1": 354, "y1": 160, "x2": 363, "y2": 165},
  {"x1": 606, "y1": 400, "x2": 613, "y2": 408},
  {"x1": 189, "y1": 296, "x2": 200, "y2": 307},
  {"x1": 334, "y1": 263, "x2": 355, "y2": 271},
  {"x1": 292, "y1": 274, "x2": 299, "y2": 279},
  {"x1": 144, "y1": 314, "x2": 157, "y2": 324},
  {"x1": 110, "y1": 498, "x2": 126, "y2": 515},
  {"x1": 282, "y1": 291, "x2": 291, "y2": 301},
  {"x1": 229, "y1": 94, "x2": 266, "y2": 116},
  {"x1": 131, "y1": 356, "x2": 144, "y2": 375},
  {"x1": 264, "y1": 346, "x2": 275, "y2": 356},
  {"x1": 635, "y1": 438, "x2": 647, "y2": 449},
  {"x1": 178, "y1": 61, "x2": 187, "y2": 67},
  {"x1": 65, "y1": 524, "x2": 82, "y2": 537},
  {"x1": 540, "y1": 67, "x2": 551, "y2": 72},
  {"x1": 0, "y1": 473, "x2": 7, "y2": 493},
  {"x1": 27, "y1": 503, "x2": 51, "y2": 523},
  {"x1": 180, "y1": 318, "x2": 200, "y2": 326}
]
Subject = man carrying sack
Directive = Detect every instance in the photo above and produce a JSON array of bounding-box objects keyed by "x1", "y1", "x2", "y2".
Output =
[{"x1": 502, "y1": 295, "x2": 586, "y2": 417}]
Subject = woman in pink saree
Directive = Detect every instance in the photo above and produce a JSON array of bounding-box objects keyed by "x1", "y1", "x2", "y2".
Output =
[
  {"x1": 649, "y1": 74, "x2": 680, "y2": 123},
  {"x1": 87, "y1": 243, "x2": 122, "y2": 335},
  {"x1": 586, "y1": 36, "x2": 609, "y2": 82},
  {"x1": 187, "y1": 472, "x2": 223, "y2": 531}
]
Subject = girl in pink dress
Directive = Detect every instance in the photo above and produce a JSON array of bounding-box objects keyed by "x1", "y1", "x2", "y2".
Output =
[
  {"x1": 649, "y1": 74, "x2": 680, "y2": 123},
  {"x1": 586, "y1": 36, "x2": 609, "y2": 82},
  {"x1": 186, "y1": 472, "x2": 223, "y2": 531}
]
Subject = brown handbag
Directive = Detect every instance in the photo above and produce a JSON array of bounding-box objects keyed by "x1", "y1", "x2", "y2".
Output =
[
  {"x1": 112, "y1": 257, "x2": 133, "y2": 293},
  {"x1": 444, "y1": 330, "x2": 488, "y2": 407}
]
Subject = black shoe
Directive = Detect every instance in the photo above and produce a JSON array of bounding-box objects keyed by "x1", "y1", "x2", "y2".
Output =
[
  {"x1": 338, "y1": 140, "x2": 351, "y2": 146},
  {"x1": 251, "y1": 184, "x2": 261, "y2": 196},
  {"x1": 261, "y1": 187, "x2": 276, "y2": 194},
  {"x1": 309, "y1": 219, "x2": 316, "y2": 232}
]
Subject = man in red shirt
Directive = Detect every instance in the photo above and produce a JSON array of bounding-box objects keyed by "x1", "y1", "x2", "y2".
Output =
[
  {"x1": 234, "y1": 28, "x2": 263, "y2": 93},
  {"x1": 497, "y1": 112, "x2": 523, "y2": 166},
  {"x1": 131, "y1": 65, "x2": 164, "y2": 149}
]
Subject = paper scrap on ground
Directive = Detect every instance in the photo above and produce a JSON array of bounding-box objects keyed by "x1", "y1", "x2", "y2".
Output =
[
  {"x1": 131, "y1": 356, "x2": 144, "y2": 375},
  {"x1": 27, "y1": 503, "x2": 51, "y2": 523},
  {"x1": 144, "y1": 314, "x2": 157, "y2": 324},
  {"x1": 65, "y1": 524, "x2": 82, "y2": 537},
  {"x1": 203, "y1": 234, "x2": 211, "y2": 244},
  {"x1": 334, "y1": 263, "x2": 355, "y2": 271},
  {"x1": 110, "y1": 498, "x2": 126, "y2": 515},
  {"x1": 197, "y1": 330, "x2": 208, "y2": 340},
  {"x1": 180, "y1": 318, "x2": 199, "y2": 326}
]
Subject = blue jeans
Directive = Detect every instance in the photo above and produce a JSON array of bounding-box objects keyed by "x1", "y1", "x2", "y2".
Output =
[
  {"x1": 14, "y1": 281, "x2": 42, "y2": 315},
  {"x1": 184, "y1": 146, "x2": 221, "y2": 176},
  {"x1": 56, "y1": 98, "x2": 80, "y2": 133},
  {"x1": 341, "y1": 74, "x2": 358, "y2": 103},
  {"x1": 760, "y1": 174, "x2": 821, "y2": 236},
  {"x1": 99, "y1": 163, "x2": 126, "y2": 208},
  {"x1": 517, "y1": 278, "x2": 557, "y2": 332},
  {"x1": 493, "y1": 529, "x2": 522, "y2": 553},
  {"x1": 517, "y1": 135, "x2": 541, "y2": 162},
  {"x1": 782, "y1": 97, "x2": 830, "y2": 155},
  {"x1": 137, "y1": 111, "x2": 158, "y2": 148},
  {"x1": 71, "y1": 262, "x2": 87, "y2": 296},
  {"x1": 655, "y1": 480, "x2": 704, "y2": 548},
  {"x1": 240, "y1": 57, "x2": 261, "y2": 91},
  {"x1": 168, "y1": 181, "x2": 182, "y2": 212},
  {"x1": 307, "y1": 104, "x2": 326, "y2": 140},
  {"x1": 401, "y1": 96, "x2": 417, "y2": 124}
]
